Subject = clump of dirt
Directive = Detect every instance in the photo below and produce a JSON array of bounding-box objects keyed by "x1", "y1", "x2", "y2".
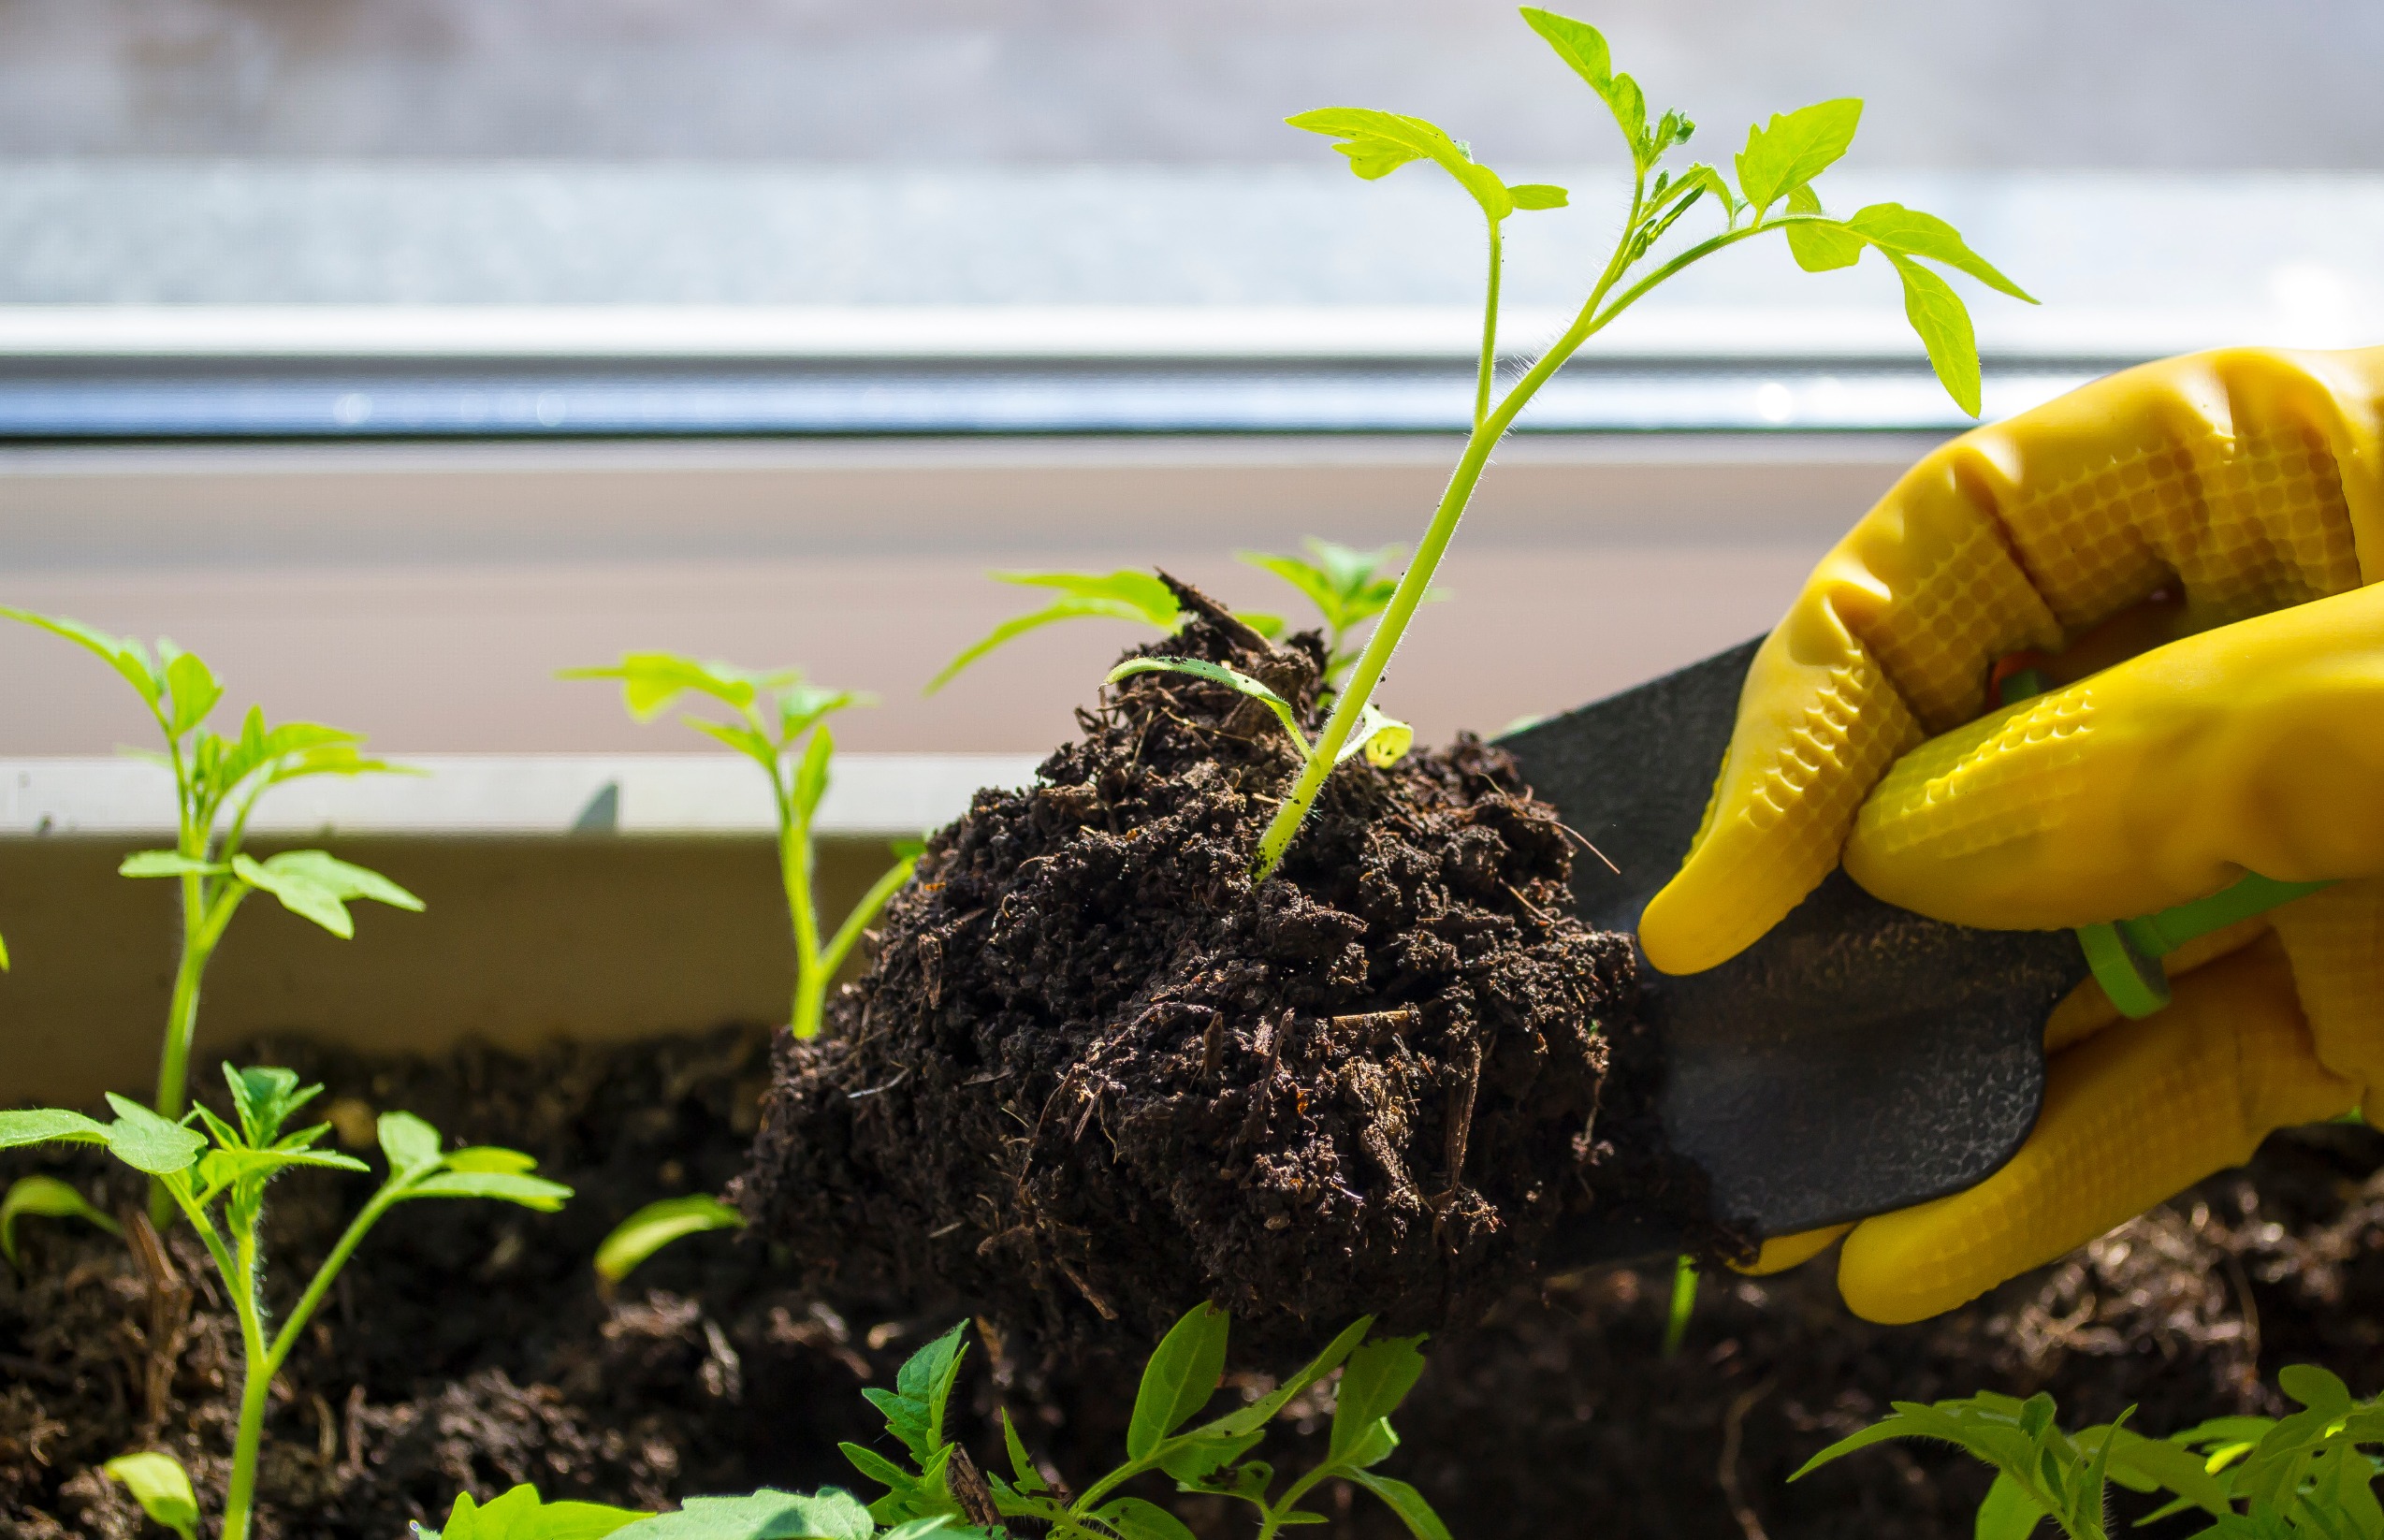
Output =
[{"x1": 737, "y1": 591, "x2": 1721, "y2": 1349}]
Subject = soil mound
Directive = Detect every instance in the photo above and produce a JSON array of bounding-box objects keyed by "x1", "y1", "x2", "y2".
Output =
[{"x1": 737, "y1": 598, "x2": 1712, "y2": 1348}]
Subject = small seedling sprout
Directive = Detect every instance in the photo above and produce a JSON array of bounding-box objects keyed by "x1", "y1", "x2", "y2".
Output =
[
  {"x1": 0, "y1": 1063, "x2": 570, "y2": 1540},
  {"x1": 103, "y1": 1453, "x2": 200, "y2": 1540},
  {"x1": 1661, "y1": 1254, "x2": 1697, "y2": 1358},
  {"x1": 1, "y1": 609, "x2": 422, "y2": 1225},
  {"x1": 561, "y1": 653, "x2": 921, "y2": 1039},
  {"x1": 1167, "y1": 7, "x2": 2036, "y2": 881},
  {"x1": 593, "y1": 1193, "x2": 748, "y2": 1291},
  {"x1": 0, "y1": 1174, "x2": 122, "y2": 1271}
]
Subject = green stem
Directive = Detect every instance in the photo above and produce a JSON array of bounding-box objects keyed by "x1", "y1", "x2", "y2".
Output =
[
  {"x1": 1473, "y1": 218, "x2": 1503, "y2": 430},
  {"x1": 781, "y1": 778, "x2": 825, "y2": 1039},
  {"x1": 219, "y1": 1213, "x2": 271, "y2": 1540},
  {"x1": 1255, "y1": 1464, "x2": 1338, "y2": 1540},
  {"x1": 819, "y1": 853, "x2": 920, "y2": 983},
  {"x1": 1249, "y1": 171, "x2": 1657, "y2": 882}
]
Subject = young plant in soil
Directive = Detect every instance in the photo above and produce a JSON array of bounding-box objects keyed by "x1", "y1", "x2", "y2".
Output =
[
  {"x1": 1794, "y1": 1364, "x2": 2384, "y2": 1539},
  {"x1": 1, "y1": 609, "x2": 420, "y2": 1226},
  {"x1": 1112, "y1": 7, "x2": 2034, "y2": 882},
  {"x1": 410, "y1": 1304, "x2": 1445, "y2": 1540},
  {"x1": 0, "y1": 1063, "x2": 570, "y2": 1540},
  {"x1": 926, "y1": 539, "x2": 1426, "y2": 701},
  {"x1": 563, "y1": 654, "x2": 921, "y2": 1040}
]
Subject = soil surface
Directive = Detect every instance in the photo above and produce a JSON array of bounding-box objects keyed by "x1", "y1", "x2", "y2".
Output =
[
  {"x1": 6, "y1": 1029, "x2": 2384, "y2": 1538},
  {"x1": 738, "y1": 603, "x2": 1720, "y2": 1351}
]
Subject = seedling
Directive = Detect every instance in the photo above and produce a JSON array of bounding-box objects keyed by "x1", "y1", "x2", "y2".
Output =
[
  {"x1": 414, "y1": 1305, "x2": 1444, "y2": 1540},
  {"x1": 594, "y1": 1193, "x2": 748, "y2": 1291},
  {"x1": 0, "y1": 1062, "x2": 570, "y2": 1540},
  {"x1": 562, "y1": 653, "x2": 922, "y2": 1039},
  {"x1": 1660, "y1": 1254, "x2": 1698, "y2": 1358},
  {"x1": 1, "y1": 609, "x2": 421, "y2": 1224},
  {"x1": 852, "y1": 1305, "x2": 1449, "y2": 1540},
  {"x1": 1791, "y1": 1367, "x2": 2384, "y2": 1539},
  {"x1": 0, "y1": 1173, "x2": 121, "y2": 1270},
  {"x1": 104, "y1": 1452, "x2": 200, "y2": 1540},
  {"x1": 1144, "y1": 7, "x2": 2035, "y2": 881},
  {"x1": 926, "y1": 541, "x2": 1432, "y2": 700}
]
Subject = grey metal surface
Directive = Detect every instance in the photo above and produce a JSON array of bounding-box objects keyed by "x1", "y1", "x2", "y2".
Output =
[{"x1": 1501, "y1": 639, "x2": 2073, "y2": 1257}]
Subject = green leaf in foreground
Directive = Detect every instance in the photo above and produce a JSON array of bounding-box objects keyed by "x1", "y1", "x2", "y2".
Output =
[
  {"x1": 1, "y1": 1175, "x2": 124, "y2": 1269},
  {"x1": 1127, "y1": 1301, "x2": 1229, "y2": 1459},
  {"x1": 927, "y1": 571, "x2": 1185, "y2": 694},
  {"x1": 594, "y1": 1194, "x2": 749, "y2": 1286},
  {"x1": 103, "y1": 1451, "x2": 199, "y2": 1540},
  {"x1": 414, "y1": 1483, "x2": 650, "y2": 1540},
  {"x1": 612, "y1": 1488, "x2": 882, "y2": 1540},
  {"x1": 230, "y1": 850, "x2": 423, "y2": 940}
]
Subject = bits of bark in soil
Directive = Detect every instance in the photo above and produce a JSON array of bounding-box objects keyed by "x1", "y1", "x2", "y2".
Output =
[{"x1": 736, "y1": 614, "x2": 1716, "y2": 1351}]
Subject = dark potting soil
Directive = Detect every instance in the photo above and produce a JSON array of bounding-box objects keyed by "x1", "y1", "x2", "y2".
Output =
[
  {"x1": 6, "y1": 1026, "x2": 2384, "y2": 1538},
  {"x1": 737, "y1": 602, "x2": 1724, "y2": 1352}
]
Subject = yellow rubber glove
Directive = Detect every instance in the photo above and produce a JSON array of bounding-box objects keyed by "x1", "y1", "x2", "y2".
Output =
[{"x1": 1635, "y1": 344, "x2": 2384, "y2": 1322}]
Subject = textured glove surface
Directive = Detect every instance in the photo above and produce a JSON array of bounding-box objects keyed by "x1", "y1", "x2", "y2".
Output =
[{"x1": 1661, "y1": 345, "x2": 2384, "y2": 1321}]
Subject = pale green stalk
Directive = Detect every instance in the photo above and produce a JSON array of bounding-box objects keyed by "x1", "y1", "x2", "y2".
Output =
[
  {"x1": 1253, "y1": 165, "x2": 1673, "y2": 880},
  {"x1": 1474, "y1": 219, "x2": 1503, "y2": 429},
  {"x1": 782, "y1": 773, "x2": 827, "y2": 1040}
]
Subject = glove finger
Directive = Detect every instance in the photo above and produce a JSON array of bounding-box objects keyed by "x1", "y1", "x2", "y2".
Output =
[
  {"x1": 1836, "y1": 933, "x2": 2355, "y2": 1324},
  {"x1": 1732, "y1": 1223, "x2": 1853, "y2": 1277},
  {"x1": 1845, "y1": 582, "x2": 2384, "y2": 929},
  {"x1": 1641, "y1": 346, "x2": 2384, "y2": 976},
  {"x1": 2268, "y1": 876, "x2": 2384, "y2": 1107}
]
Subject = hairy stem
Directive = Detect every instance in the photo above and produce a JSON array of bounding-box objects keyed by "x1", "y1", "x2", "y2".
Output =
[
  {"x1": 1474, "y1": 217, "x2": 1503, "y2": 430},
  {"x1": 781, "y1": 776, "x2": 825, "y2": 1039},
  {"x1": 218, "y1": 1217, "x2": 271, "y2": 1540},
  {"x1": 1249, "y1": 170, "x2": 1657, "y2": 881}
]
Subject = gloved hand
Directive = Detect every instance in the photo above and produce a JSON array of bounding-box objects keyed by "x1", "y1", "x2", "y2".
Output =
[{"x1": 1635, "y1": 344, "x2": 2384, "y2": 1324}]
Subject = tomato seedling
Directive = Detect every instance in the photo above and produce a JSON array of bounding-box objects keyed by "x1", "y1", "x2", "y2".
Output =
[
  {"x1": 1, "y1": 1064, "x2": 569, "y2": 1540},
  {"x1": 1172, "y1": 7, "x2": 2035, "y2": 881},
  {"x1": 1791, "y1": 1366, "x2": 2384, "y2": 1539},
  {"x1": 563, "y1": 653, "x2": 921, "y2": 1039},
  {"x1": 2, "y1": 608, "x2": 421, "y2": 1225},
  {"x1": 414, "y1": 1304, "x2": 1446, "y2": 1540}
]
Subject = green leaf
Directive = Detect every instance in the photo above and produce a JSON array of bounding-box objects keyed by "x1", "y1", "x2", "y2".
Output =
[
  {"x1": 0, "y1": 608, "x2": 162, "y2": 708},
  {"x1": 443, "y1": 1146, "x2": 540, "y2": 1174},
  {"x1": 232, "y1": 850, "x2": 423, "y2": 939},
  {"x1": 1106, "y1": 658, "x2": 1308, "y2": 752},
  {"x1": 420, "y1": 1484, "x2": 651, "y2": 1540},
  {"x1": 778, "y1": 684, "x2": 871, "y2": 744},
  {"x1": 1884, "y1": 251, "x2": 1984, "y2": 416},
  {"x1": 102, "y1": 1452, "x2": 198, "y2": 1540},
  {"x1": 157, "y1": 643, "x2": 224, "y2": 735},
  {"x1": 378, "y1": 1110, "x2": 445, "y2": 1178},
  {"x1": 0, "y1": 1108, "x2": 114, "y2": 1154},
  {"x1": 1285, "y1": 108, "x2": 1527, "y2": 225},
  {"x1": 1349, "y1": 1472, "x2": 1453, "y2": 1540},
  {"x1": 1329, "y1": 1336, "x2": 1428, "y2": 1466},
  {"x1": 1510, "y1": 182, "x2": 1569, "y2": 210},
  {"x1": 224, "y1": 1063, "x2": 320, "y2": 1146},
  {"x1": 839, "y1": 1441, "x2": 917, "y2": 1499},
  {"x1": 1972, "y1": 1472, "x2": 2044, "y2": 1540},
  {"x1": 1517, "y1": 9, "x2": 1648, "y2": 159},
  {"x1": 1096, "y1": 1496, "x2": 1199, "y2": 1540},
  {"x1": 1781, "y1": 186, "x2": 1866, "y2": 272},
  {"x1": 925, "y1": 571, "x2": 1185, "y2": 693},
  {"x1": 998, "y1": 1409, "x2": 1047, "y2": 1494},
  {"x1": 1157, "y1": 1429, "x2": 1264, "y2": 1484},
  {"x1": 119, "y1": 850, "x2": 226, "y2": 879},
  {"x1": 594, "y1": 1195, "x2": 749, "y2": 1286},
  {"x1": 685, "y1": 717, "x2": 778, "y2": 764},
  {"x1": 1844, "y1": 203, "x2": 2036, "y2": 301},
  {"x1": 869, "y1": 1322, "x2": 971, "y2": 1462},
  {"x1": 1679, "y1": 163, "x2": 1740, "y2": 221},
  {"x1": 1, "y1": 1175, "x2": 122, "y2": 1269},
  {"x1": 562, "y1": 653, "x2": 804, "y2": 725},
  {"x1": 1736, "y1": 98, "x2": 1863, "y2": 214},
  {"x1": 611, "y1": 1488, "x2": 877, "y2": 1540},
  {"x1": 2280, "y1": 1364, "x2": 2354, "y2": 1417},
  {"x1": 1201, "y1": 1316, "x2": 1374, "y2": 1438},
  {"x1": 98, "y1": 1095, "x2": 208, "y2": 1175},
  {"x1": 2094, "y1": 1426, "x2": 2233, "y2": 1518},
  {"x1": 406, "y1": 1169, "x2": 574, "y2": 1213},
  {"x1": 1128, "y1": 1302, "x2": 1231, "y2": 1460},
  {"x1": 792, "y1": 728, "x2": 835, "y2": 825},
  {"x1": 1336, "y1": 704, "x2": 1413, "y2": 770}
]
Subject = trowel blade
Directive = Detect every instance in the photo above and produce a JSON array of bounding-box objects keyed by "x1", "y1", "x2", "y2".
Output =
[{"x1": 1496, "y1": 638, "x2": 2079, "y2": 1269}]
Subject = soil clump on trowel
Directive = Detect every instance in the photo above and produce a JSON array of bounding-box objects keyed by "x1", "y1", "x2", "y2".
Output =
[{"x1": 737, "y1": 588, "x2": 1726, "y2": 1350}]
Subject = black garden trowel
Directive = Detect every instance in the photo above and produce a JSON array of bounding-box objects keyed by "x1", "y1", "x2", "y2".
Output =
[{"x1": 1496, "y1": 637, "x2": 2323, "y2": 1268}]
